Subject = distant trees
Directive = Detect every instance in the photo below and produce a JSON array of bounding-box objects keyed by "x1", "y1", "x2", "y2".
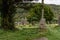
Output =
[{"x1": 14, "y1": 3, "x2": 54, "y2": 23}]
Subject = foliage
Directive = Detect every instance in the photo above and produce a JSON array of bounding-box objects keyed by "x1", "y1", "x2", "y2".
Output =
[
  {"x1": 27, "y1": 4, "x2": 54, "y2": 23},
  {"x1": 1, "y1": 0, "x2": 16, "y2": 30},
  {"x1": 49, "y1": 4, "x2": 60, "y2": 21}
]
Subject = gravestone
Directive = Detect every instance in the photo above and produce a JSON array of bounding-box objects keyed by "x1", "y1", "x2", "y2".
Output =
[
  {"x1": 34, "y1": 37, "x2": 48, "y2": 40},
  {"x1": 39, "y1": 0, "x2": 47, "y2": 31},
  {"x1": 20, "y1": 18, "x2": 28, "y2": 25},
  {"x1": 39, "y1": 18, "x2": 46, "y2": 31}
]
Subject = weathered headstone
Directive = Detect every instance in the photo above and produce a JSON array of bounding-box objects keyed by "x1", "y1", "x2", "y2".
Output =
[
  {"x1": 33, "y1": 37, "x2": 48, "y2": 40},
  {"x1": 20, "y1": 17, "x2": 28, "y2": 25},
  {"x1": 39, "y1": 18, "x2": 46, "y2": 31}
]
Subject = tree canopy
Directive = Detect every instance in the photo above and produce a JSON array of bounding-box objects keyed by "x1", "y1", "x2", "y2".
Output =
[{"x1": 27, "y1": 4, "x2": 54, "y2": 23}]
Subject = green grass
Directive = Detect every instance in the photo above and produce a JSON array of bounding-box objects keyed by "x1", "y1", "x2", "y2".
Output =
[
  {"x1": 0, "y1": 28, "x2": 42, "y2": 40},
  {"x1": 0, "y1": 25, "x2": 60, "y2": 40},
  {"x1": 46, "y1": 25, "x2": 60, "y2": 40}
]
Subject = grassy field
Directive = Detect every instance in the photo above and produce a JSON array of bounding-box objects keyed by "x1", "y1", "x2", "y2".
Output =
[{"x1": 0, "y1": 24, "x2": 60, "y2": 40}]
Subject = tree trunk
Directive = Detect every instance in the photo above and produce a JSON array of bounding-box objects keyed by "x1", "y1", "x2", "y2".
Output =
[{"x1": 1, "y1": 0, "x2": 16, "y2": 30}]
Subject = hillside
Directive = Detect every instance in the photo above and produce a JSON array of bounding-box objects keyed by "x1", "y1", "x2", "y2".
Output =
[{"x1": 48, "y1": 4, "x2": 60, "y2": 19}]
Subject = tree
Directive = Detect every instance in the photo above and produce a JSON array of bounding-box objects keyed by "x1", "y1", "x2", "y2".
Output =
[
  {"x1": 27, "y1": 4, "x2": 54, "y2": 23},
  {"x1": 1, "y1": 0, "x2": 16, "y2": 30}
]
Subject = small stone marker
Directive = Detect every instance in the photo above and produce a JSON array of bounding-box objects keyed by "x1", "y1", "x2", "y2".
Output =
[
  {"x1": 34, "y1": 37, "x2": 48, "y2": 40},
  {"x1": 20, "y1": 17, "x2": 28, "y2": 25},
  {"x1": 39, "y1": 37, "x2": 48, "y2": 40}
]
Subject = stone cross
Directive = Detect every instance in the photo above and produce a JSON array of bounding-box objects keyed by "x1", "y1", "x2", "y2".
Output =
[{"x1": 39, "y1": 0, "x2": 46, "y2": 31}]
